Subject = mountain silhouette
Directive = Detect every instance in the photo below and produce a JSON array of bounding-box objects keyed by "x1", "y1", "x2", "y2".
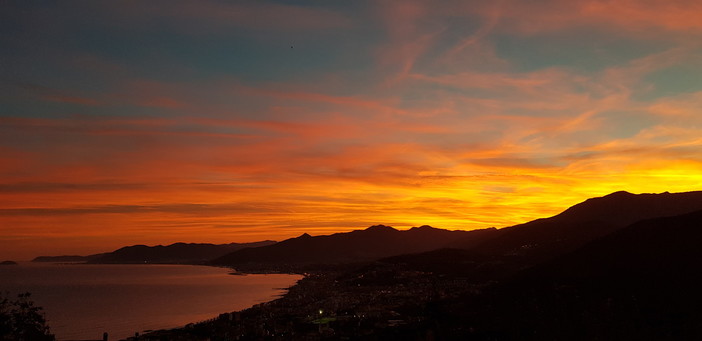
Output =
[
  {"x1": 333, "y1": 190, "x2": 702, "y2": 305},
  {"x1": 34, "y1": 241, "x2": 276, "y2": 264},
  {"x1": 92, "y1": 241, "x2": 277, "y2": 264},
  {"x1": 211, "y1": 191, "x2": 702, "y2": 271},
  {"x1": 32, "y1": 254, "x2": 104, "y2": 262},
  {"x1": 464, "y1": 190, "x2": 702, "y2": 262},
  {"x1": 210, "y1": 225, "x2": 497, "y2": 268}
]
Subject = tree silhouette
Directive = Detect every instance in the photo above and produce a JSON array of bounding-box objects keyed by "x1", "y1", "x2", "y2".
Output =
[{"x1": 0, "y1": 292, "x2": 55, "y2": 341}]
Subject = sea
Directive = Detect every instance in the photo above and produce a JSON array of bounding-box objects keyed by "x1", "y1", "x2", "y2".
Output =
[{"x1": 0, "y1": 262, "x2": 302, "y2": 341}]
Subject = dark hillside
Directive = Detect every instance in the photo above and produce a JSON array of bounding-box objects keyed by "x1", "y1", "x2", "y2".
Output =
[{"x1": 211, "y1": 225, "x2": 497, "y2": 269}]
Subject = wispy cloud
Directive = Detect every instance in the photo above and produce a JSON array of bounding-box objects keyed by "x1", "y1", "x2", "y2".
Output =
[{"x1": 3, "y1": 0, "x2": 702, "y2": 259}]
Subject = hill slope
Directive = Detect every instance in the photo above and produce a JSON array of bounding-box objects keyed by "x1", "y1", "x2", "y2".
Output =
[
  {"x1": 210, "y1": 225, "x2": 497, "y2": 269},
  {"x1": 465, "y1": 190, "x2": 702, "y2": 261},
  {"x1": 452, "y1": 208, "x2": 702, "y2": 340},
  {"x1": 91, "y1": 241, "x2": 277, "y2": 264}
]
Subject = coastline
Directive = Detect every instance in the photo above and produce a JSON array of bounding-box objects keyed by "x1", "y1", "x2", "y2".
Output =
[
  {"x1": 1, "y1": 262, "x2": 302, "y2": 341},
  {"x1": 123, "y1": 259, "x2": 487, "y2": 340},
  {"x1": 127, "y1": 270, "x2": 315, "y2": 340}
]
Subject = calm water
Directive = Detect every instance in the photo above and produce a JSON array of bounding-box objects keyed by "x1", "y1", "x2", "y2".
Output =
[{"x1": 0, "y1": 262, "x2": 301, "y2": 340}]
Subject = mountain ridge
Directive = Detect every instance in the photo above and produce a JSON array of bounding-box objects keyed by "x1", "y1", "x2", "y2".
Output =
[
  {"x1": 211, "y1": 190, "x2": 702, "y2": 271},
  {"x1": 33, "y1": 240, "x2": 276, "y2": 264},
  {"x1": 465, "y1": 190, "x2": 702, "y2": 261},
  {"x1": 210, "y1": 225, "x2": 498, "y2": 269}
]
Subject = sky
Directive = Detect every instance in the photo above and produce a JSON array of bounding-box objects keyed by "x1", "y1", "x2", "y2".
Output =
[{"x1": 2, "y1": 0, "x2": 702, "y2": 260}]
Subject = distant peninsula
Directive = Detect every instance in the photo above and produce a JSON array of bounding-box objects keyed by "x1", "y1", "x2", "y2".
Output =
[
  {"x1": 32, "y1": 255, "x2": 101, "y2": 263},
  {"x1": 0, "y1": 260, "x2": 18, "y2": 265},
  {"x1": 33, "y1": 241, "x2": 276, "y2": 265}
]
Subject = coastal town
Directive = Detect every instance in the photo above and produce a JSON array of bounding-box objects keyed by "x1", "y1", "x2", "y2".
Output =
[{"x1": 129, "y1": 264, "x2": 485, "y2": 340}]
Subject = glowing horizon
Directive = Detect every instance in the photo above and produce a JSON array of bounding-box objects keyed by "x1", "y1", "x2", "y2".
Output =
[{"x1": 2, "y1": 0, "x2": 702, "y2": 260}]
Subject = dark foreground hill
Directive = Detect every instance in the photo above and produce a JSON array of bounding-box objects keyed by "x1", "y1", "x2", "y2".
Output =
[
  {"x1": 33, "y1": 241, "x2": 276, "y2": 264},
  {"x1": 442, "y1": 208, "x2": 702, "y2": 340},
  {"x1": 210, "y1": 225, "x2": 497, "y2": 270}
]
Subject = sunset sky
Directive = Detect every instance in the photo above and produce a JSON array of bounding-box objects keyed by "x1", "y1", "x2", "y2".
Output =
[{"x1": 2, "y1": 0, "x2": 702, "y2": 260}]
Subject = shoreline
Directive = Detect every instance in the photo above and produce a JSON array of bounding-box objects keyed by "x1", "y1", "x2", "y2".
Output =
[
  {"x1": 120, "y1": 259, "x2": 489, "y2": 340},
  {"x1": 125, "y1": 265, "x2": 307, "y2": 339},
  {"x1": 128, "y1": 271, "x2": 317, "y2": 340},
  {"x1": 2, "y1": 262, "x2": 302, "y2": 341}
]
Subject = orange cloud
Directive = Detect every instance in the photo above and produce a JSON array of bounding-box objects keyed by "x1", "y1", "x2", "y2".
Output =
[
  {"x1": 581, "y1": 0, "x2": 702, "y2": 32},
  {"x1": 489, "y1": 0, "x2": 702, "y2": 35}
]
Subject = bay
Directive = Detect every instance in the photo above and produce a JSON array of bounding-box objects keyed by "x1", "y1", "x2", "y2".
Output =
[{"x1": 0, "y1": 262, "x2": 301, "y2": 340}]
